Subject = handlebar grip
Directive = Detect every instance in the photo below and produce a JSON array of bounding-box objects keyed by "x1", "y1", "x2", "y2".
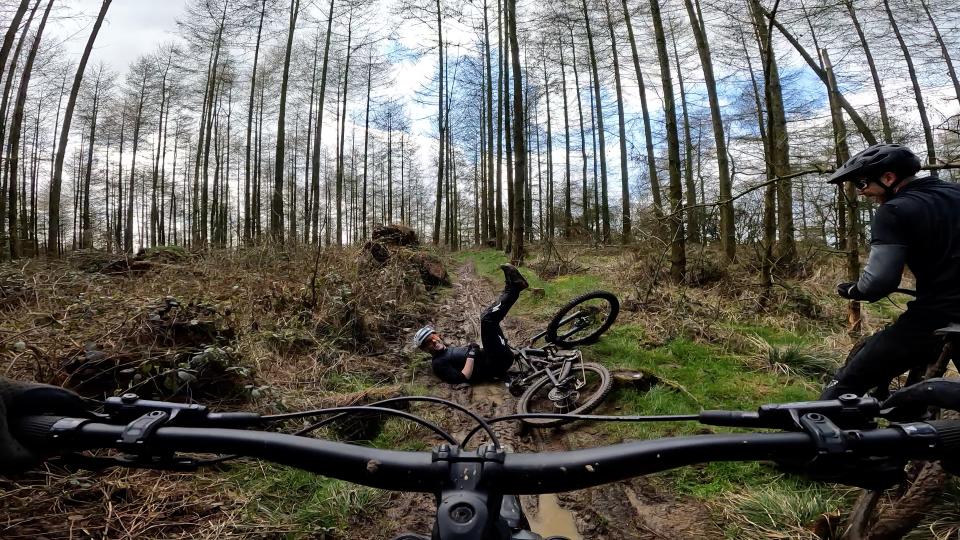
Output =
[
  {"x1": 14, "y1": 415, "x2": 71, "y2": 453},
  {"x1": 929, "y1": 419, "x2": 960, "y2": 454}
]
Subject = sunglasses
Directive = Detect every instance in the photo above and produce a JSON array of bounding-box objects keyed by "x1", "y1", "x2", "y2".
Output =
[{"x1": 852, "y1": 177, "x2": 870, "y2": 190}]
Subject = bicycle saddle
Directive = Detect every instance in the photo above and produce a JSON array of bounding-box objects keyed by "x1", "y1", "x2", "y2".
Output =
[{"x1": 934, "y1": 323, "x2": 960, "y2": 336}]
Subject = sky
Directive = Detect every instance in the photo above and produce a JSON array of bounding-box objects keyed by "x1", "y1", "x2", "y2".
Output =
[{"x1": 54, "y1": 0, "x2": 186, "y2": 70}]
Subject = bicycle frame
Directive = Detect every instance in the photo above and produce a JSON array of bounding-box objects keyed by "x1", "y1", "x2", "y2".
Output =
[{"x1": 508, "y1": 345, "x2": 583, "y2": 390}]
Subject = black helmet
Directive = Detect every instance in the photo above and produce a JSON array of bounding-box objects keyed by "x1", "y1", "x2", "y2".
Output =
[{"x1": 827, "y1": 144, "x2": 921, "y2": 184}]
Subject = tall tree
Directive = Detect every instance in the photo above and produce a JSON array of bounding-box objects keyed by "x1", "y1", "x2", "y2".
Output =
[
  {"x1": 621, "y1": 0, "x2": 663, "y2": 222},
  {"x1": 684, "y1": 0, "x2": 733, "y2": 259},
  {"x1": 604, "y1": 0, "x2": 629, "y2": 243},
  {"x1": 243, "y1": 0, "x2": 266, "y2": 244},
  {"x1": 844, "y1": 0, "x2": 891, "y2": 143},
  {"x1": 272, "y1": 0, "x2": 301, "y2": 241},
  {"x1": 48, "y1": 0, "x2": 112, "y2": 256},
  {"x1": 582, "y1": 0, "x2": 609, "y2": 242},
  {"x1": 432, "y1": 0, "x2": 446, "y2": 244},
  {"x1": 883, "y1": 0, "x2": 935, "y2": 167},
  {"x1": 507, "y1": 0, "x2": 524, "y2": 262},
  {"x1": 649, "y1": 0, "x2": 685, "y2": 280},
  {"x1": 919, "y1": 0, "x2": 960, "y2": 106},
  {"x1": 750, "y1": 0, "x2": 795, "y2": 267},
  {"x1": 6, "y1": 0, "x2": 53, "y2": 259}
]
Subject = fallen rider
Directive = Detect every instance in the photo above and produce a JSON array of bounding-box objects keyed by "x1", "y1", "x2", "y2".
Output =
[{"x1": 414, "y1": 264, "x2": 529, "y2": 384}]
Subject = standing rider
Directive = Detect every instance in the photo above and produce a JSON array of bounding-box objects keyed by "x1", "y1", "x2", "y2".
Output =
[
  {"x1": 822, "y1": 143, "x2": 960, "y2": 399},
  {"x1": 414, "y1": 264, "x2": 528, "y2": 384}
]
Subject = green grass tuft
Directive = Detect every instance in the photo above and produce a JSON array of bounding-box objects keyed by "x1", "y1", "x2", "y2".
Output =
[
  {"x1": 722, "y1": 479, "x2": 848, "y2": 539},
  {"x1": 231, "y1": 463, "x2": 387, "y2": 534}
]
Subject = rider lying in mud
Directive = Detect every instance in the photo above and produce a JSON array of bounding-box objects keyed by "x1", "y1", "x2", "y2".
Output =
[{"x1": 414, "y1": 264, "x2": 528, "y2": 384}]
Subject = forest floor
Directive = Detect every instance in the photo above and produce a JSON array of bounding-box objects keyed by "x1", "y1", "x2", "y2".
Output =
[{"x1": 0, "y1": 243, "x2": 958, "y2": 539}]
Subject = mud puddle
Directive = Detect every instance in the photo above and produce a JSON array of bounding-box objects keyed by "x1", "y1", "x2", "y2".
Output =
[{"x1": 526, "y1": 494, "x2": 583, "y2": 540}]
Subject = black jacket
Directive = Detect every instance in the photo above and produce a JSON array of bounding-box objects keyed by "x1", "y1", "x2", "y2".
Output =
[
  {"x1": 854, "y1": 177, "x2": 960, "y2": 319},
  {"x1": 430, "y1": 344, "x2": 490, "y2": 384}
]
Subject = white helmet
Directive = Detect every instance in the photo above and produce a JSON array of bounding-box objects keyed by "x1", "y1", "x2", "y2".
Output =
[{"x1": 413, "y1": 326, "x2": 436, "y2": 348}]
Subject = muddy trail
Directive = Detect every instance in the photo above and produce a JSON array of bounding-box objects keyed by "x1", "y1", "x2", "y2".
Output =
[{"x1": 372, "y1": 262, "x2": 721, "y2": 539}]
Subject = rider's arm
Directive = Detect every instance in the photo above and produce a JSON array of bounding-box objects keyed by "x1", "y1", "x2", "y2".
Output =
[
  {"x1": 461, "y1": 356, "x2": 475, "y2": 380},
  {"x1": 0, "y1": 378, "x2": 89, "y2": 476},
  {"x1": 847, "y1": 205, "x2": 908, "y2": 302}
]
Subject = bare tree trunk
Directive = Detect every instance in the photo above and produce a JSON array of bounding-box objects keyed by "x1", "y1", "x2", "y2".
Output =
[
  {"x1": 126, "y1": 70, "x2": 149, "y2": 253},
  {"x1": 844, "y1": 1, "x2": 891, "y2": 143},
  {"x1": 493, "y1": 0, "x2": 503, "y2": 248},
  {"x1": 362, "y1": 55, "x2": 372, "y2": 240},
  {"x1": 604, "y1": 0, "x2": 630, "y2": 243},
  {"x1": 919, "y1": 0, "x2": 960, "y2": 107},
  {"x1": 582, "y1": 0, "x2": 609, "y2": 242},
  {"x1": 272, "y1": 0, "x2": 301, "y2": 242},
  {"x1": 482, "y1": 0, "x2": 494, "y2": 242},
  {"x1": 557, "y1": 33, "x2": 572, "y2": 238},
  {"x1": 0, "y1": 2, "x2": 30, "y2": 87},
  {"x1": 684, "y1": 0, "x2": 733, "y2": 259},
  {"x1": 432, "y1": 0, "x2": 445, "y2": 245},
  {"x1": 49, "y1": 0, "x2": 111, "y2": 255},
  {"x1": 81, "y1": 73, "x2": 102, "y2": 249},
  {"x1": 751, "y1": 0, "x2": 795, "y2": 268},
  {"x1": 649, "y1": 0, "x2": 685, "y2": 281},
  {"x1": 311, "y1": 0, "x2": 335, "y2": 245},
  {"x1": 7, "y1": 0, "x2": 53, "y2": 259},
  {"x1": 673, "y1": 28, "x2": 699, "y2": 244},
  {"x1": 336, "y1": 13, "x2": 353, "y2": 247},
  {"x1": 507, "y1": 0, "x2": 524, "y2": 262},
  {"x1": 541, "y1": 54, "x2": 554, "y2": 240},
  {"x1": 502, "y1": 13, "x2": 514, "y2": 254},
  {"x1": 883, "y1": 0, "x2": 935, "y2": 167},
  {"x1": 0, "y1": 0, "x2": 40, "y2": 261},
  {"x1": 244, "y1": 0, "x2": 265, "y2": 244},
  {"x1": 621, "y1": 0, "x2": 663, "y2": 221},
  {"x1": 822, "y1": 48, "x2": 861, "y2": 335},
  {"x1": 570, "y1": 29, "x2": 590, "y2": 235}
]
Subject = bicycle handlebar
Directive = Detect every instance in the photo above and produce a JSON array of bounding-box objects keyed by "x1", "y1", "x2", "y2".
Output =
[{"x1": 15, "y1": 414, "x2": 960, "y2": 495}]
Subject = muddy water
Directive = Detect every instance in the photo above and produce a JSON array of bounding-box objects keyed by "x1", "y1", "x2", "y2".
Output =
[{"x1": 526, "y1": 494, "x2": 583, "y2": 540}]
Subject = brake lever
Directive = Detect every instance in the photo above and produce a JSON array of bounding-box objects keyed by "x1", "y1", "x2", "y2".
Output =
[
  {"x1": 104, "y1": 393, "x2": 262, "y2": 428},
  {"x1": 699, "y1": 394, "x2": 881, "y2": 431}
]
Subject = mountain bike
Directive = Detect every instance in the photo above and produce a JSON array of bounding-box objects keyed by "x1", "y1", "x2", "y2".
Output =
[
  {"x1": 9, "y1": 379, "x2": 960, "y2": 540},
  {"x1": 838, "y1": 288, "x2": 960, "y2": 540},
  {"x1": 504, "y1": 291, "x2": 619, "y2": 427}
]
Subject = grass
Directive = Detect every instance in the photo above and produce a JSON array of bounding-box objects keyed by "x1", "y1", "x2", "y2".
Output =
[
  {"x1": 230, "y1": 463, "x2": 387, "y2": 535},
  {"x1": 721, "y1": 478, "x2": 850, "y2": 539}
]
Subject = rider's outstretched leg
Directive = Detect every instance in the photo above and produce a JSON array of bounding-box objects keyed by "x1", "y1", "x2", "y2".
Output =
[{"x1": 480, "y1": 264, "x2": 528, "y2": 377}]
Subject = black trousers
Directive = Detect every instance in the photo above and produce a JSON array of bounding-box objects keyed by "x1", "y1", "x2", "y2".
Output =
[
  {"x1": 820, "y1": 309, "x2": 947, "y2": 399},
  {"x1": 479, "y1": 286, "x2": 521, "y2": 378}
]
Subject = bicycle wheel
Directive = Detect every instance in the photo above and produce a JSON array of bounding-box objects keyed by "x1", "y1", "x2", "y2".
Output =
[
  {"x1": 545, "y1": 291, "x2": 619, "y2": 348},
  {"x1": 844, "y1": 459, "x2": 950, "y2": 540},
  {"x1": 516, "y1": 362, "x2": 613, "y2": 428}
]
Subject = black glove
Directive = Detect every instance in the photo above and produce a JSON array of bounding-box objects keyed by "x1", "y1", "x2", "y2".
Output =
[
  {"x1": 837, "y1": 282, "x2": 860, "y2": 300},
  {"x1": 882, "y1": 378, "x2": 960, "y2": 414},
  {"x1": 466, "y1": 343, "x2": 480, "y2": 358},
  {"x1": 0, "y1": 377, "x2": 89, "y2": 476}
]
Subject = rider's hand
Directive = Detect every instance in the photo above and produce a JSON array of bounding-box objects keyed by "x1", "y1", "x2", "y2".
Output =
[
  {"x1": 837, "y1": 282, "x2": 860, "y2": 300},
  {"x1": 466, "y1": 343, "x2": 480, "y2": 357},
  {"x1": 882, "y1": 378, "x2": 960, "y2": 414},
  {"x1": 0, "y1": 377, "x2": 89, "y2": 476}
]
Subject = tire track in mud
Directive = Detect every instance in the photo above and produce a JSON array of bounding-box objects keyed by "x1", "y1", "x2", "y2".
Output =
[{"x1": 380, "y1": 261, "x2": 721, "y2": 539}]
